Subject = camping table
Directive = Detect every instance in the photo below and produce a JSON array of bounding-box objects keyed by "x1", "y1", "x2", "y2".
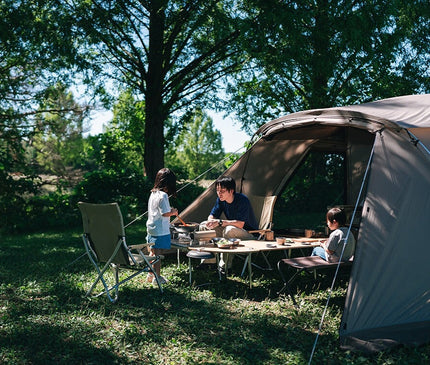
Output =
[{"x1": 238, "y1": 238, "x2": 321, "y2": 271}]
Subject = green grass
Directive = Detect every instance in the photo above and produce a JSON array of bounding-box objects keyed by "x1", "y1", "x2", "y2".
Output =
[{"x1": 1, "y1": 226, "x2": 429, "y2": 364}]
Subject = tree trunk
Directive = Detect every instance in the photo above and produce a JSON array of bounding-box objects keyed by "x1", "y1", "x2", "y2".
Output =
[
  {"x1": 144, "y1": 101, "x2": 166, "y2": 181},
  {"x1": 144, "y1": 1, "x2": 167, "y2": 181},
  {"x1": 309, "y1": 0, "x2": 331, "y2": 109}
]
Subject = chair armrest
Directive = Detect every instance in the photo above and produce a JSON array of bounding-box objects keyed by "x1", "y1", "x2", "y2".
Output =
[
  {"x1": 129, "y1": 243, "x2": 151, "y2": 250},
  {"x1": 248, "y1": 229, "x2": 271, "y2": 234}
]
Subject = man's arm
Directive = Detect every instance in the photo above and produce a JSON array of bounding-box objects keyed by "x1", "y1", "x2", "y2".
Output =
[{"x1": 205, "y1": 215, "x2": 245, "y2": 229}]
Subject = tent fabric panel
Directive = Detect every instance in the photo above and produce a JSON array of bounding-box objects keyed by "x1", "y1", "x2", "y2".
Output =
[
  {"x1": 407, "y1": 128, "x2": 430, "y2": 151},
  {"x1": 340, "y1": 129, "x2": 430, "y2": 351},
  {"x1": 346, "y1": 129, "x2": 375, "y2": 205},
  {"x1": 239, "y1": 138, "x2": 315, "y2": 197},
  {"x1": 339, "y1": 94, "x2": 430, "y2": 128}
]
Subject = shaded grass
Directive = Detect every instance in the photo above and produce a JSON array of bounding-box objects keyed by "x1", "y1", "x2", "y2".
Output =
[{"x1": 1, "y1": 227, "x2": 430, "y2": 364}]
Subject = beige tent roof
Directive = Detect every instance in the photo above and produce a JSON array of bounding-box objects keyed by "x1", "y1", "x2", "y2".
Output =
[{"x1": 257, "y1": 94, "x2": 430, "y2": 139}]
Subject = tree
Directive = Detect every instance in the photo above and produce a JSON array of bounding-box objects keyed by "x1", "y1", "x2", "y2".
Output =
[
  {"x1": 226, "y1": 0, "x2": 430, "y2": 132},
  {"x1": 27, "y1": 83, "x2": 88, "y2": 177},
  {"x1": 0, "y1": 1, "x2": 89, "y2": 208},
  {"x1": 165, "y1": 108, "x2": 224, "y2": 179},
  {"x1": 86, "y1": 90, "x2": 146, "y2": 173},
  {"x1": 64, "y1": 0, "x2": 244, "y2": 180}
]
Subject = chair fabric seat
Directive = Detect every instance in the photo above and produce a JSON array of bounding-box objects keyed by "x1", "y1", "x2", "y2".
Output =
[
  {"x1": 277, "y1": 256, "x2": 353, "y2": 308},
  {"x1": 186, "y1": 250, "x2": 214, "y2": 260}
]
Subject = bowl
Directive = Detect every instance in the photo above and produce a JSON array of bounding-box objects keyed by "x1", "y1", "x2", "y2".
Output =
[
  {"x1": 211, "y1": 237, "x2": 236, "y2": 248},
  {"x1": 228, "y1": 238, "x2": 241, "y2": 246}
]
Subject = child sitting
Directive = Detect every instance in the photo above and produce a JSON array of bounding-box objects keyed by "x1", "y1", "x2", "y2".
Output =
[{"x1": 311, "y1": 207, "x2": 355, "y2": 263}]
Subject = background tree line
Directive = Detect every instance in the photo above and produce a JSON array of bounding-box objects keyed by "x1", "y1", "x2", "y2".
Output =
[{"x1": 1, "y1": 0, "x2": 429, "y2": 233}]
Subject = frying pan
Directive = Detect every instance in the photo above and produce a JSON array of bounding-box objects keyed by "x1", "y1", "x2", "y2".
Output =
[{"x1": 171, "y1": 222, "x2": 200, "y2": 233}]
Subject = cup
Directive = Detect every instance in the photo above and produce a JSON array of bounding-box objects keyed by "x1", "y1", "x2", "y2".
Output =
[
  {"x1": 276, "y1": 237, "x2": 286, "y2": 245},
  {"x1": 265, "y1": 231, "x2": 274, "y2": 241},
  {"x1": 305, "y1": 229, "x2": 315, "y2": 238}
]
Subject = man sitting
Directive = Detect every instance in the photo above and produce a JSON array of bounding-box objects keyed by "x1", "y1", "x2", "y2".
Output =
[{"x1": 200, "y1": 176, "x2": 258, "y2": 272}]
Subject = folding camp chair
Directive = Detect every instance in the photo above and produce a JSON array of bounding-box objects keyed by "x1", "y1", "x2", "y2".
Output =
[
  {"x1": 247, "y1": 195, "x2": 277, "y2": 240},
  {"x1": 78, "y1": 202, "x2": 163, "y2": 303},
  {"x1": 277, "y1": 256, "x2": 354, "y2": 308},
  {"x1": 237, "y1": 195, "x2": 277, "y2": 274}
]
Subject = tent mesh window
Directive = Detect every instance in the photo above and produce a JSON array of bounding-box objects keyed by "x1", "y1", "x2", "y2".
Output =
[{"x1": 273, "y1": 151, "x2": 346, "y2": 233}]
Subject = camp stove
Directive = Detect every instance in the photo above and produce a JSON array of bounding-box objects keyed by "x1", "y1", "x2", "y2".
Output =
[
  {"x1": 170, "y1": 227, "x2": 216, "y2": 246},
  {"x1": 174, "y1": 232, "x2": 194, "y2": 244}
]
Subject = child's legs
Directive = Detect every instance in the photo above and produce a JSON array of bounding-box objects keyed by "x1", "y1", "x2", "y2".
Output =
[
  {"x1": 149, "y1": 246, "x2": 162, "y2": 277},
  {"x1": 147, "y1": 233, "x2": 170, "y2": 278},
  {"x1": 311, "y1": 246, "x2": 327, "y2": 261}
]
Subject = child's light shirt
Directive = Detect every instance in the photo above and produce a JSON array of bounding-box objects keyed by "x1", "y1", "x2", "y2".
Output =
[
  {"x1": 326, "y1": 227, "x2": 355, "y2": 262},
  {"x1": 146, "y1": 190, "x2": 171, "y2": 236}
]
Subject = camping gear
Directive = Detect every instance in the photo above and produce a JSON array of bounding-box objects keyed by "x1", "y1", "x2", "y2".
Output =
[
  {"x1": 170, "y1": 222, "x2": 199, "y2": 233},
  {"x1": 78, "y1": 202, "x2": 164, "y2": 303},
  {"x1": 277, "y1": 256, "x2": 354, "y2": 308},
  {"x1": 177, "y1": 94, "x2": 430, "y2": 352}
]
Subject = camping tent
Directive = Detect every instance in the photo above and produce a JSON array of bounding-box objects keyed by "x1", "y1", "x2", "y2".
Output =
[{"x1": 179, "y1": 94, "x2": 430, "y2": 352}]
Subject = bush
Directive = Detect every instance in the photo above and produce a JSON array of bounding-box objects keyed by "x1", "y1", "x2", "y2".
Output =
[{"x1": 1, "y1": 168, "x2": 205, "y2": 234}]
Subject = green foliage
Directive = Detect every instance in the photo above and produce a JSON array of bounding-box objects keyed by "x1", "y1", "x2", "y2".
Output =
[
  {"x1": 27, "y1": 83, "x2": 88, "y2": 175},
  {"x1": 173, "y1": 182, "x2": 205, "y2": 213},
  {"x1": 64, "y1": 0, "x2": 244, "y2": 179},
  {"x1": 74, "y1": 168, "x2": 152, "y2": 221},
  {"x1": 166, "y1": 108, "x2": 225, "y2": 180},
  {"x1": 227, "y1": 0, "x2": 430, "y2": 132}
]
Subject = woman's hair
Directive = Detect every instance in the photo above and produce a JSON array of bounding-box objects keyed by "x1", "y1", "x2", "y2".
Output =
[
  {"x1": 326, "y1": 207, "x2": 347, "y2": 226},
  {"x1": 152, "y1": 168, "x2": 177, "y2": 196},
  {"x1": 215, "y1": 176, "x2": 236, "y2": 192}
]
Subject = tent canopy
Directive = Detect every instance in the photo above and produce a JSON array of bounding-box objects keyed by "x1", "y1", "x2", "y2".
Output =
[{"x1": 179, "y1": 94, "x2": 430, "y2": 352}]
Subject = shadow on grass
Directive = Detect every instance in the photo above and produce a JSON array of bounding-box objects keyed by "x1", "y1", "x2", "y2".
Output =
[{"x1": 0, "y1": 229, "x2": 378, "y2": 364}]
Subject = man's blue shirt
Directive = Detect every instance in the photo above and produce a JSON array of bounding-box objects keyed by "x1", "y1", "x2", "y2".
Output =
[{"x1": 210, "y1": 192, "x2": 258, "y2": 230}]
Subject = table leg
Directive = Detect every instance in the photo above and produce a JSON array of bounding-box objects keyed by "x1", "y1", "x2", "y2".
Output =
[
  {"x1": 216, "y1": 253, "x2": 222, "y2": 281},
  {"x1": 247, "y1": 253, "x2": 252, "y2": 288},
  {"x1": 241, "y1": 255, "x2": 249, "y2": 277},
  {"x1": 177, "y1": 248, "x2": 181, "y2": 268}
]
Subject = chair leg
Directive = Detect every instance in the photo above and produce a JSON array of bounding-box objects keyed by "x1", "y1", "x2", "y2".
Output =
[
  {"x1": 188, "y1": 257, "x2": 193, "y2": 285},
  {"x1": 277, "y1": 260, "x2": 300, "y2": 309}
]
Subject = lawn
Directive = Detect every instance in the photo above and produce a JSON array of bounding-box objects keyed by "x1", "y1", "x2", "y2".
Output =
[{"x1": 1, "y1": 225, "x2": 429, "y2": 364}]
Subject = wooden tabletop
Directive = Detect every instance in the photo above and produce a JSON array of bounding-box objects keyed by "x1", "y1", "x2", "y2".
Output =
[{"x1": 187, "y1": 238, "x2": 320, "y2": 253}]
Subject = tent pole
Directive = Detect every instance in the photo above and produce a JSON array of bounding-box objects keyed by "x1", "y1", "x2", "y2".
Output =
[
  {"x1": 308, "y1": 130, "x2": 379, "y2": 364},
  {"x1": 406, "y1": 130, "x2": 430, "y2": 156}
]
